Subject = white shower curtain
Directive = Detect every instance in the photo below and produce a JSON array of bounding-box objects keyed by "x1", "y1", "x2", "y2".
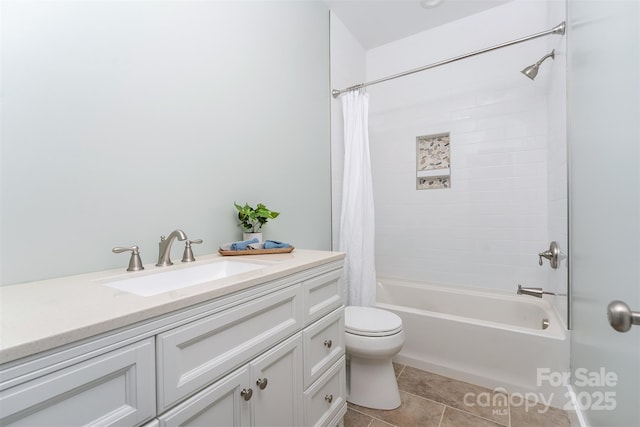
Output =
[{"x1": 339, "y1": 90, "x2": 376, "y2": 307}]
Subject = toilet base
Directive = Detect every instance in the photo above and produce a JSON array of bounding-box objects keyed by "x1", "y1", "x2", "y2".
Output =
[{"x1": 347, "y1": 356, "x2": 401, "y2": 410}]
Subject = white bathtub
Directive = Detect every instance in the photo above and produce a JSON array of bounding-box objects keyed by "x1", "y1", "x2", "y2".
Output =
[{"x1": 376, "y1": 277, "x2": 569, "y2": 405}]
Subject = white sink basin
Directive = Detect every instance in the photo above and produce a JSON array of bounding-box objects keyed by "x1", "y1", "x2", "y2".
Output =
[{"x1": 101, "y1": 259, "x2": 273, "y2": 296}]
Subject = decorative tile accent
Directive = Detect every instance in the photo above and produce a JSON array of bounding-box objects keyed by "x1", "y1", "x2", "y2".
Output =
[
  {"x1": 417, "y1": 176, "x2": 450, "y2": 189},
  {"x1": 416, "y1": 133, "x2": 451, "y2": 190},
  {"x1": 417, "y1": 133, "x2": 450, "y2": 170}
]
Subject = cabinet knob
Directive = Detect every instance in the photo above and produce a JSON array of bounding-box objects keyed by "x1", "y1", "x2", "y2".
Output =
[
  {"x1": 256, "y1": 378, "x2": 268, "y2": 390},
  {"x1": 323, "y1": 339, "x2": 332, "y2": 349},
  {"x1": 325, "y1": 394, "x2": 333, "y2": 404},
  {"x1": 240, "y1": 388, "x2": 253, "y2": 401}
]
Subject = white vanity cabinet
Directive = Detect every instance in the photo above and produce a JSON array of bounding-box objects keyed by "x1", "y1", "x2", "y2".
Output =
[
  {"x1": 159, "y1": 333, "x2": 303, "y2": 427},
  {"x1": 156, "y1": 285, "x2": 303, "y2": 412},
  {"x1": 0, "y1": 256, "x2": 345, "y2": 427},
  {"x1": 0, "y1": 338, "x2": 156, "y2": 427},
  {"x1": 156, "y1": 264, "x2": 346, "y2": 427}
]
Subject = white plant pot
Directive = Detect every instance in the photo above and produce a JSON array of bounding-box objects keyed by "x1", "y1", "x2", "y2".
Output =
[{"x1": 243, "y1": 232, "x2": 263, "y2": 243}]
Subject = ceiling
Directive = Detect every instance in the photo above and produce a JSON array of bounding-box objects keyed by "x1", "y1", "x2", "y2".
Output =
[{"x1": 325, "y1": 0, "x2": 514, "y2": 50}]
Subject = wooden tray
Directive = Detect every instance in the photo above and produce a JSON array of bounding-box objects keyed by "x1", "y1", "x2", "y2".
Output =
[{"x1": 218, "y1": 246, "x2": 295, "y2": 256}]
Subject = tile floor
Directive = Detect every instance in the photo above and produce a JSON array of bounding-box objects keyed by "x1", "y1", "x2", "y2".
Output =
[{"x1": 344, "y1": 364, "x2": 572, "y2": 427}]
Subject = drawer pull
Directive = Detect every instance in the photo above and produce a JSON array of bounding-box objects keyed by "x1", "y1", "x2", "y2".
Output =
[
  {"x1": 323, "y1": 339, "x2": 333, "y2": 349},
  {"x1": 256, "y1": 378, "x2": 268, "y2": 390},
  {"x1": 325, "y1": 394, "x2": 333, "y2": 404},
  {"x1": 240, "y1": 388, "x2": 253, "y2": 401}
]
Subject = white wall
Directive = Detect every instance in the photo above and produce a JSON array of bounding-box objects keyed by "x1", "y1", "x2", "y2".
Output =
[
  {"x1": 329, "y1": 12, "x2": 366, "y2": 250},
  {"x1": 1, "y1": 1, "x2": 331, "y2": 285},
  {"x1": 366, "y1": 0, "x2": 557, "y2": 292}
]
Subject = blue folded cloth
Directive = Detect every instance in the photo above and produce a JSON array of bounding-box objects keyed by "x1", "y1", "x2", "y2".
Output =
[
  {"x1": 230, "y1": 238, "x2": 260, "y2": 251},
  {"x1": 264, "y1": 240, "x2": 291, "y2": 249}
]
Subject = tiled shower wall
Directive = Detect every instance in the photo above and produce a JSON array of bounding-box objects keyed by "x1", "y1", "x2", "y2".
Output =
[{"x1": 366, "y1": 0, "x2": 556, "y2": 292}]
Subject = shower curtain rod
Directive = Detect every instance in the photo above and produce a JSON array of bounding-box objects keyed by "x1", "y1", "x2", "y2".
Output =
[{"x1": 331, "y1": 21, "x2": 565, "y2": 98}]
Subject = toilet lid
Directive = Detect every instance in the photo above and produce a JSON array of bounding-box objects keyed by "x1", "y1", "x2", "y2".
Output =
[{"x1": 345, "y1": 306, "x2": 403, "y2": 337}]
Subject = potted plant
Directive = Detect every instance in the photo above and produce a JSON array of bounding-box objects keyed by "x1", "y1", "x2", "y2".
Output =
[{"x1": 234, "y1": 202, "x2": 280, "y2": 242}]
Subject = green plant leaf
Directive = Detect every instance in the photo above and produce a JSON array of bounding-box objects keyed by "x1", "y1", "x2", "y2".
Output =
[{"x1": 233, "y1": 201, "x2": 279, "y2": 232}]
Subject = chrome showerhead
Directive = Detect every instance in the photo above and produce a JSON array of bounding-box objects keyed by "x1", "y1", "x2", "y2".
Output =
[{"x1": 521, "y1": 49, "x2": 555, "y2": 80}]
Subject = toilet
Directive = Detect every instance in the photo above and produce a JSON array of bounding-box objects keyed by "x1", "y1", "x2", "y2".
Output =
[{"x1": 344, "y1": 306, "x2": 405, "y2": 410}]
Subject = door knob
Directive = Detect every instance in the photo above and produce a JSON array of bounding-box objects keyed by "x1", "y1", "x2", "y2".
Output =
[
  {"x1": 240, "y1": 388, "x2": 253, "y2": 401},
  {"x1": 256, "y1": 378, "x2": 268, "y2": 390},
  {"x1": 607, "y1": 300, "x2": 640, "y2": 332}
]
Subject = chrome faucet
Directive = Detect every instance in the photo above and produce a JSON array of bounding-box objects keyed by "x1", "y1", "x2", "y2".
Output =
[{"x1": 156, "y1": 229, "x2": 188, "y2": 267}]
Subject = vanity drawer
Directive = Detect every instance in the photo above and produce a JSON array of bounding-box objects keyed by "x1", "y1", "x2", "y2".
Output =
[
  {"x1": 0, "y1": 338, "x2": 156, "y2": 427},
  {"x1": 304, "y1": 356, "x2": 346, "y2": 427},
  {"x1": 303, "y1": 307, "x2": 345, "y2": 388},
  {"x1": 302, "y1": 269, "x2": 343, "y2": 326},
  {"x1": 157, "y1": 284, "x2": 303, "y2": 412}
]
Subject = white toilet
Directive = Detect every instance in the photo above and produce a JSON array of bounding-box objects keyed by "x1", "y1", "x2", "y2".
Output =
[{"x1": 344, "y1": 306, "x2": 405, "y2": 410}]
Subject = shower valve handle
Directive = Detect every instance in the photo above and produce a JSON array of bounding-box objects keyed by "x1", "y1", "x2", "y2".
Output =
[{"x1": 538, "y1": 241, "x2": 559, "y2": 269}]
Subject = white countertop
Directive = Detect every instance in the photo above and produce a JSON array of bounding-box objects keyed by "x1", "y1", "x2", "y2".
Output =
[{"x1": 0, "y1": 249, "x2": 344, "y2": 364}]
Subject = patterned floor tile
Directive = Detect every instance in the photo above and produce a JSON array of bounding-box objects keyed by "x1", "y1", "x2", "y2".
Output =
[
  {"x1": 396, "y1": 366, "x2": 509, "y2": 425},
  {"x1": 349, "y1": 391, "x2": 445, "y2": 427},
  {"x1": 441, "y1": 407, "x2": 508, "y2": 427},
  {"x1": 344, "y1": 408, "x2": 374, "y2": 427},
  {"x1": 510, "y1": 399, "x2": 571, "y2": 427}
]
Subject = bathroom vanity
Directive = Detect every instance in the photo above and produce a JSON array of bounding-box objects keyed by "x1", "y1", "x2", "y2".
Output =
[{"x1": 0, "y1": 250, "x2": 346, "y2": 427}]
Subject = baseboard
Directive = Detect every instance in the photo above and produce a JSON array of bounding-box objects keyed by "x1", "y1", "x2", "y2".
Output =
[
  {"x1": 566, "y1": 385, "x2": 589, "y2": 427},
  {"x1": 393, "y1": 353, "x2": 570, "y2": 409}
]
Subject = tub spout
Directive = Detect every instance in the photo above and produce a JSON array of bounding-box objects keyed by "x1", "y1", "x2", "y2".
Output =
[
  {"x1": 517, "y1": 284, "x2": 558, "y2": 298},
  {"x1": 517, "y1": 285, "x2": 544, "y2": 298}
]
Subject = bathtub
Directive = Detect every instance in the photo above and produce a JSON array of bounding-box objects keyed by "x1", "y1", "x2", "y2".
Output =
[{"x1": 377, "y1": 277, "x2": 569, "y2": 405}]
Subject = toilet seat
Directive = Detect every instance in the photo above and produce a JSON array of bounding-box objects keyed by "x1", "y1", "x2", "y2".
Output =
[{"x1": 345, "y1": 306, "x2": 403, "y2": 337}]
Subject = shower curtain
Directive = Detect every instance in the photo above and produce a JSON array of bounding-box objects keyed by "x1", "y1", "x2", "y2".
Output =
[{"x1": 339, "y1": 90, "x2": 376, "y2": 307}]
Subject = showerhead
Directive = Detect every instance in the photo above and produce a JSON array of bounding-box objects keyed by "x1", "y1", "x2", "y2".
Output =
[{"x1": 521, "y1": 49, "x2": 555, "y2": 80}]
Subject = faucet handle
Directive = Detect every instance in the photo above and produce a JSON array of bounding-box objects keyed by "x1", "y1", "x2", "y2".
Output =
[
  {"x1": 112, "y1": 245, "x2": 144, "y2": 272},
  {"x1": 182, "y1": 239, "x2": 203, "y2": 263},
  {"x1": 538, "y1": 241, "x2": 560, "y2": 269}
]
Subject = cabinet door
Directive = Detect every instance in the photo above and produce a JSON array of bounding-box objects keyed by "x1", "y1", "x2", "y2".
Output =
[
  {"x1": 302, "y1": 308, "x2": 344, "y2": 388},
  {"x1": 158, "y1": 366, "x2": 251, "y2": 427},
  {"x1": 302, "y1": 269, "x2": 343, "y2": 326},
  {"x1": 250, "y1": 334, "x2": 303, "y2": 427},
  {"x1": 157, "y1": 285, "x2": 302, "y2": 411},
  {"x1": 304, "y1": 357, "x2": 346, "y2": 427},
  {"x1": 0, "y1": 338, "x2": 155, "y2": 427}
]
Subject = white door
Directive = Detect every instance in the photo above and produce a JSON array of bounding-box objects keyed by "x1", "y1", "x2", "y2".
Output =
[{"x1": 568, "y1": 0, "x2": 640, "y2": 426}]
